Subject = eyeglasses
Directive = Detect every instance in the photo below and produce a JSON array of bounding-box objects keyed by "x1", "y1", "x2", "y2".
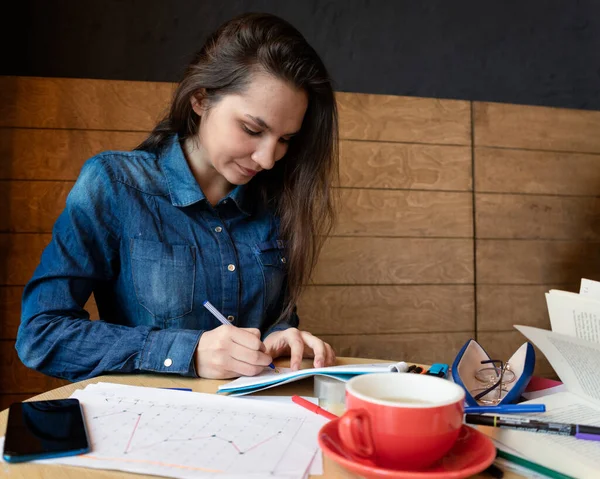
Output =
[{"x1": 469, "y1": 359, "x2": 515, "y2": 405}]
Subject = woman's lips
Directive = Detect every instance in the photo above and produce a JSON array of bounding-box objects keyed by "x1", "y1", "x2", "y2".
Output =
[{"x1": 239, "y1": 165, "x2": 259, "y2": 177}]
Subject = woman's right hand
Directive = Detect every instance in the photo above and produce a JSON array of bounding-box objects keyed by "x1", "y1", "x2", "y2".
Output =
[{"x1": 194, "y1": 325, "x2": 274, "y2": 379}]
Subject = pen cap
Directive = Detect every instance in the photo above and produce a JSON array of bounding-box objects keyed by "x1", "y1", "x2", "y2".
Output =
[{"x1": 314, "y1": 376, "x2": 346, "y2": 415}]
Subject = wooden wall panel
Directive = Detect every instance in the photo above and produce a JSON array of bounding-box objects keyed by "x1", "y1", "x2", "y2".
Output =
[
  {"x1": 0, "y1": 129, "x2": 146, "y2": 180},
  {"x1": 313, "y1": 238, "x2": 473, "y2": 284},
  {"x1": 339, "y1": 141, "x2": 472, "y2": 190},
  {"x1": 320, "y1": 332, "x2": 473, "y2": 366},
  {"x1": 476, "y1": 240, "x2": 600, "y2": 284},
  {"x1": 2, "y1": 186, "x2": 473, "y2": 238},
  {"x1": 298, "y1": 285, "x2": 474, "y2": 335},
  {"x1": 336, "y1": 92, "x2": 471, "y2": 144},
  {"x1": 0, "y1": 76, "x2": 173, "y2": 131},
  {"x1": 1, "y1": 181, "x2": 71, "y2": 233},
  {"x1": 473, "y1": 100, "x2": 600, "y2": 381},
  {"x1": 1, "y1": 131, "x2": 473, "y2": 187},
  {"x1": 0, "y1": 287, "x2": 24, "y2": 339},
  {"x1": 335, "y1": 190, "x2": 472, "y2": 237},
  {"x1": 476, "y1": 284, "x2": 577, "y2": 332},
  {"x1": 14, "y1": 77, "x2": 600, "y2": 396},
  {"x1": 476, "y1": 194, "x2": 600, "y2": 240},
  {"x1": 0, "y1": 78, "x2": 477, "y2": 404},
  {"x1": 0, "y1": 78, "x2": 471, "y2": 144},
  {"x1": 0, "y1": 341, "x2": 69, "y2": 393},
  {"x1": 0, "y1": 234, "x2": 51, "y2": 285},
  {"x1": 474, "y1": 102, "x2": 600, "y2": 153},
  {"x1": 475, "y1": 147, "x2": 600, "y2": 196}
]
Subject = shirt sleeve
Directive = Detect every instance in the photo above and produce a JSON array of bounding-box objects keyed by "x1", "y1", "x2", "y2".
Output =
[
  {"x1": 16, "y1": 156, "x2": 202, "y2": 381},
  {"x1": 261, "y1": 276, "x2": 300, "y2": 340}
]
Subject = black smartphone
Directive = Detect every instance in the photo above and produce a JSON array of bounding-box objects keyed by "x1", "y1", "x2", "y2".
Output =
[{"x1": 3, "y1": 398, "x2": 90, "y2": 463}]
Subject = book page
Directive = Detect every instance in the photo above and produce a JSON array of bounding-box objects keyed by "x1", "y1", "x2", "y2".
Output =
[
  {"x1": 580, "y1": 278, "x2": 600, "y2": 298},
  {"x1": 545, "y1": 290, "x2": 600, "y2": 342},
  {"x1": 484, "y1": 392, "x2": 600, "y2": 479},
  {"x1": 515, "y1": 325, "x2": 600, "y2": 405}
]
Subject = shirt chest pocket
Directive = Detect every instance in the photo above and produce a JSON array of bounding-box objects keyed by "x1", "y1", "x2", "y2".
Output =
[
  {"x1": 255, "y1": 240, "x2": 287, "y2": 308},
  {"x1": 130, "y1": 239, "x2": 196, "y2": 321}
]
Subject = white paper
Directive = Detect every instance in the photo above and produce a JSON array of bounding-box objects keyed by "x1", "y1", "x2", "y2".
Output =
[
  {"x1": 218, "y1": 362, "x2": 400, "y2": 395},
  {"x1": 1, "y1": 383, "x2": 327, "y2": 479},
  {"x1": 545, "y1": 290, "x2": 600, "y2": 342},
  {"x1": 82, "y1": 385, "x2": 325, "y2": 475},
  {"x1": 521, "y1": 384, "x2": 567, "y2": 400},
  {"x1": 76, "y1": 384, "x2": 325, "y2": 476},
  {"x1": 580, "y1": 278, "x2": 600, "y2": 299},
  {"x1": 515, "y1": 325, "x2": 600, "y2": 405},
  {"x1": 484, "y1": 392, "x2": 600, "y2": 479},
  {"x1": 241, "y1": 395, "x2": 323, "y2": 475}
]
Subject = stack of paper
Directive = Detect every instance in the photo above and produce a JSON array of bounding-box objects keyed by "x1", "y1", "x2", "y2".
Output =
[{"x1": 0, "y1": 383, "x2": 328, "y2": 479}]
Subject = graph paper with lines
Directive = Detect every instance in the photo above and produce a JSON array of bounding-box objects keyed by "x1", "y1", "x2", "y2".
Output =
[{"x1": 13, "y1": 383, "x2": 327, "y2": 479}]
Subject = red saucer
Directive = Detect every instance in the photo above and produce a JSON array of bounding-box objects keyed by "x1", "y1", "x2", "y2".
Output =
[{"x1": 318, "y1": 420, "x2": 496, "y2": 479}]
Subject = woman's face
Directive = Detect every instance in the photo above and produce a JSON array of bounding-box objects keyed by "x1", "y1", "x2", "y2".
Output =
[{"x1": 191, "y1": 73, "x2": 308, "y2": 185}]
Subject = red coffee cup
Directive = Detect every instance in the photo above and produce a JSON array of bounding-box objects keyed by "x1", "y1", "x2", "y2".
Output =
[{"x1": 338, "y1": 372, "x2": 465, "y2": 470}]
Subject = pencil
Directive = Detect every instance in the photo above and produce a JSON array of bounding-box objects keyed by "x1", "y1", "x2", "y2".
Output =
[
  {"x1": 203, "y1": 300, "x2": 277, "y2": 371},
  {"x1": 292, "y1": 395, "x2": 338, "y2": 420}
]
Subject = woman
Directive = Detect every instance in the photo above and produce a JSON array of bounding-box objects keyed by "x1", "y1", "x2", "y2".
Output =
[{"x1": 17, "y1": 13, "x2": 338, "y2": 381}]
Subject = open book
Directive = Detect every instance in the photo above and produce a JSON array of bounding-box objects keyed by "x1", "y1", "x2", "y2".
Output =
[
  {"x1": 498, "y1": 279, "x2": 600, "y2": 478},
  {"x1": 217, "y1": 362, "x2": 407, "y2": 396},
  {"x1": 545, "y1": 278, "x2": 600, "y2": 342}
]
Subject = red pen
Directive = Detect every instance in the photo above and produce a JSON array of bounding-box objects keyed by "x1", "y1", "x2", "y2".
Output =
[{"x1": 292, "y1": 395, "x2": 338, "y2": 420}]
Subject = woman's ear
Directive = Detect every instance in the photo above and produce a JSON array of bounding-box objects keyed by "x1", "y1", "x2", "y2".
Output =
[{"x1": 190, "y1": 89, "x2": 208, "y2": 116}]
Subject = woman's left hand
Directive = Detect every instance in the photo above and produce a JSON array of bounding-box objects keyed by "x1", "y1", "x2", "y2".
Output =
[{"x1": 263, "y1": 328, "x2": 336, "y2": 371}]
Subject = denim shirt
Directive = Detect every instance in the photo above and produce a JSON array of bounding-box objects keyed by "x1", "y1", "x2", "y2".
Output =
[{"x1": 16, "y1": 135, "x2": 298, "y2": 381}]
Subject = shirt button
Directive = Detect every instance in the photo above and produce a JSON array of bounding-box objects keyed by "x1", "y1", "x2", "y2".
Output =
[
  {"x1": 227, "y1": 315, "x2": 235, "y2": 322},
  {"x1": 164, "y1": 358, "x2": 173, "y2": 367},
  {"x1": 214, "y1": 226, "x2": 223, "y2": 233},
  {"x1": 227, "y1": 264, "x2": 236, "y2": 272}
]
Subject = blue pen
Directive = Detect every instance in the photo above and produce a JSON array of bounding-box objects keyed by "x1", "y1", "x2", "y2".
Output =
[
  {"x1": 203, "y1": 300, "x2": 277, "y2": 371},
  {"x1": 465, "y1": 404, "x2": 546, "y2": 414}
]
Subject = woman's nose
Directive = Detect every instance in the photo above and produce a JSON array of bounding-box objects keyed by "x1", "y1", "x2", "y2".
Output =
[{"x1": 252, "y1": 141, "x2": 278, "y2": 171}]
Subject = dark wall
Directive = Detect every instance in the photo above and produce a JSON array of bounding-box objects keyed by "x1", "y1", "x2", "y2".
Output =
[{"x1": 5, "y1": 0, "x2": 600, "y2": 110}]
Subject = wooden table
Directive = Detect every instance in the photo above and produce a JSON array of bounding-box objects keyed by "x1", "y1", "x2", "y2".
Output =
[{"x1": 0, "y1": 357, "x2": 521, "y2": 478}]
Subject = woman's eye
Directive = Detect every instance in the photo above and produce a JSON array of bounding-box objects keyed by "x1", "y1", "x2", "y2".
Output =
[{"x1": 242, "y1": 125, "x2": 260, "y2": 136}]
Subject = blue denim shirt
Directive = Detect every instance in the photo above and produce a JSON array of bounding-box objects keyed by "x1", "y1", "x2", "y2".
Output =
[{"x1": 17, "y1": 135, "x2": 298, "y2": 381}]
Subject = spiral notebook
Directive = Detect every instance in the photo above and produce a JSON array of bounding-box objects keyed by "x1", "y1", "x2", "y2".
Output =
[{"x1": 217, "y1": 362, "x2": 406, "y2": 396}]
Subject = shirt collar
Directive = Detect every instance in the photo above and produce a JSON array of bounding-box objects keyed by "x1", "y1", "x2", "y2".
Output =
[
  {"x1": 227, "y1": 184, "x2": 253, "y2": 216},
  {"x1": 160, "y1": 135, "x2": 253, "y2": 216}
]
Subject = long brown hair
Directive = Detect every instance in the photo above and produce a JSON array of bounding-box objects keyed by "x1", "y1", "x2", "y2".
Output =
[{"x1": 137, "y1": 13, "x2": 339, "y2": 322}]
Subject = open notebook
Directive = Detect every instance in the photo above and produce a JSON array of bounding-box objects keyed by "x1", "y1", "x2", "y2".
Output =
[{"x1": 217, "y1": 362, "x2": 406, "y2": 396}]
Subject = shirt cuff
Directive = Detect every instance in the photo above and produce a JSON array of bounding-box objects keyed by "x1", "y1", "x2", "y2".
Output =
[{"x1": 140, "y1": 329, "x2": 203, "y2": 376}]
